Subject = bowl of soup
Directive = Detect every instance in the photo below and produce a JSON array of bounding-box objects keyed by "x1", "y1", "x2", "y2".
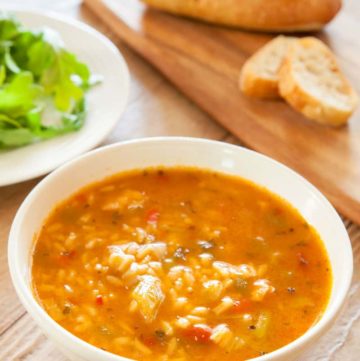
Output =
[{"x1": 8, "y1": 137, "x2": 352, "y2": 361}]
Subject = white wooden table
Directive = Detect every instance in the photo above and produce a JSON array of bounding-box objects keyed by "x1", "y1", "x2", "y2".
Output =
[{"x1": 0, "y1": 3, "x2": 360, "y2": 360}]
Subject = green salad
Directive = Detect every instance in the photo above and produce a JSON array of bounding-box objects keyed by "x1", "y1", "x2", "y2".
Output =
[{"x1": 0, "y1": 13, "x2": 100, "y2": 149}]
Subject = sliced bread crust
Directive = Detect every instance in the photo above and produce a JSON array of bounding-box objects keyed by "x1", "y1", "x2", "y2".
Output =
[
  {"x1": 239, "y1": 36, "x2": 295, "y2": 99},
  {"x1": 279, "y1": 37, "x2": 358, "y2": 126}
]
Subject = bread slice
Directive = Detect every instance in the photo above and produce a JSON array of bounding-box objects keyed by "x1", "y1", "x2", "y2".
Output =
[
  {"x1": 239, "y1": 36, "x2": 295, "y2": 99},
  {"x1": 279, "y1": 37, "x2": 358, "y2": 126},
  {"x1": 141, "y1": 0, "x2": 342, "y2": 32}
]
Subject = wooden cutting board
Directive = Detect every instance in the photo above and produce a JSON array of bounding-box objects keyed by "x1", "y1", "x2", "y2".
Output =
[{"x1": 83, "y1": 0, "x2": 360, "y2": 224}]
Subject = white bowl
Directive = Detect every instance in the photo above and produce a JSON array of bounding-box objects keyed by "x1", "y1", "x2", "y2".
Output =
[{"x1": 8, "y1": 137, "x2": 353, "y2": 361}]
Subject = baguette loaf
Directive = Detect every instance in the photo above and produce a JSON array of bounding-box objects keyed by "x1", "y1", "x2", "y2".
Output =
[
  {"x1": 278, "y1": 37, "x2": 358, "y2": 126},
  {"x1": 141, "y1": 0, "x2": 342, "y2": 32},
  {"x1": 240, "y1": 36, "x2": 295, "y2": 99}
]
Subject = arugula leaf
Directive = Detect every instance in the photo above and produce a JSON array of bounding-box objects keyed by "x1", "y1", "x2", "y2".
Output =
[
  {"x1": 26, "y1": 38, "x2": 55, "y2": 77},
  {"x1": 0, "y1": 99, "x2": 87, "y2": 148},
  {"x1": 0, "y1": 64, "x2": 6, "y2": 85},
  {"x1": 4, "y1": 47, "x2": 20, "y2": 73},
  {"x1": 0, "y1": 72, "x2": 41, "y2": 117},
  {"x1": 0, "y1": 128, "x2": 37, "y2": 147},
  {"x1": 11, "y1": 30, "x2": 40, "y2": 68},
  {"x1": 0, "y1": 113, "x2": 21, "y2": 128},
  {"x1": 41, "y1": 49, "x2": 90, "y2": 112},
  {"x1": 0, "y1": 13, "x2": 100, "y2": 149},
  {"x1": 0, "y1": 13, "x2": 21, "y2": 40}
]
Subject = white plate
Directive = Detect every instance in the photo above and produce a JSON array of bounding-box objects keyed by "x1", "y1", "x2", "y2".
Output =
[{"x1": 0, "y1": 10, "x2": 130, "y2": 186}]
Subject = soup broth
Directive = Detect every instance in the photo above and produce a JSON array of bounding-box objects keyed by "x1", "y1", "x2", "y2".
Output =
[{"x1": 32, "y1": 167, "x2": 332, "y2": 360}]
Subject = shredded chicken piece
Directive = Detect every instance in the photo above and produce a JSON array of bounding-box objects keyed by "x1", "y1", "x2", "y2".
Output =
[
  {"x1": 252, "y1": 279, "x2": 275, "y2": 301},
  {"x1": 132, "y1": 275, "x2": 165, "y2": 323},
  {"x1": 213, "y1": 261, "x2": 256, "y2": 279}
]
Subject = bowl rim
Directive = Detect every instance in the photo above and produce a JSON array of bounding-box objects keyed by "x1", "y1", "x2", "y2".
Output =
[{"x1": 8, "y1": 136, "x2": 353, "y2": 361}]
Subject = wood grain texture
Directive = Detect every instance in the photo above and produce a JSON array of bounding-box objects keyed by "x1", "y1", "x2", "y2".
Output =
[
  {"x1": 83, "y1": 0, "x2": 360, "y2": 224},
  {"x1": 0, "y1": 180, "x2": 37, "y2": 335}
]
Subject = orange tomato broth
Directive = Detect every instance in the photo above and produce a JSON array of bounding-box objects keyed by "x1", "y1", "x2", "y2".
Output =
[{"x1": 32, "y1": 167, "x2": 332, "y2": 360}]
